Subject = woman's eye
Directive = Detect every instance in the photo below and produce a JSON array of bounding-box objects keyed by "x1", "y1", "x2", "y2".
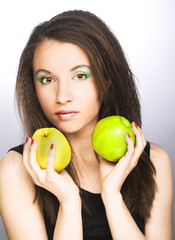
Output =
[
  {"x1": 38, "y1": 76, "x2": 54, "y2": 85},
  {"x1": 76, "y1": 74, "x2": 86, "y2": 80},
  {"x1": 43, "y1": 77, "x2": 53, "y2": 84},
  {"x1": 74, "y1": 72, "x2": 91, "y2": 81}
]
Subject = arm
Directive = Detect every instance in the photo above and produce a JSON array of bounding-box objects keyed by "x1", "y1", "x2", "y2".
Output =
[
  {"x1": 102, "y1": 193, "x2": 145, "y2": 239},
  {"x1": 23, "y1": 138, "x2": 83, "y2": 240},
  {"x1": 53, "y1": 200, "x2": 82, "y2": 239},
  {"x1": 145, "y1": 144, "x2": 173, "y2": 239},
  {"x1": 100, "y1": 123, "x2": 173, "y2": 240},
  {"x1": 0, "y1": 151, "x2": 48, "y2": 240}
]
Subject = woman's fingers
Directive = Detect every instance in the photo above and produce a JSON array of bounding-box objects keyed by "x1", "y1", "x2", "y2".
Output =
[
  {"x1": 28, "y1": 139, "x2": 40, "y2": 172},
  {"x1": 132, "y1": 122, "x2": 146, "y2": 158},
  {"x1": 23, "y1": 138, "x2": 38, "y2": 181},
  {"x1": 45, "y1": 144, "x2": 58, "y2": 183},
  {"x1": 46, "y1": 144, "x2": 55, "y2": 172},
  {"x1": 120, "y1": 122, "x2": 146, "y2": 170},
  {"x1": 23, "y1": 137, "x2": 80, "y2": 204},
  {"x1": 110, "y1": 133, "x2": 135, "y2": 182},
  {"x1": 123, "y1": 133, "x2": 134, "y2": 159},
  {"x1": 23, "y1": 138, "x2": 45, "y2": 186},
  {"x1": 132, "y1": 122, "x2": 146, "y2": 148},
  {"x1": 23, "y1": 137, "x2": 30, "y2": 170}
]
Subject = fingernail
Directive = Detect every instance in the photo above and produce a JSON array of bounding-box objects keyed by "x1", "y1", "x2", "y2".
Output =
[
  {"x1": 133, "y1": 122, "x2": 138, "y2": 129},
  {"x1": 127, "y1": 133, "x2": 131, "y2": 138},
  {"x1": 50, "y1": 144, "x2": 54, "y2": 149},
  {"x1": 31, "y1": 138, "x2": 34, "y2": 145},
  {"x1": 25, "y1": 137, "x2": 29, "y2": 143}
]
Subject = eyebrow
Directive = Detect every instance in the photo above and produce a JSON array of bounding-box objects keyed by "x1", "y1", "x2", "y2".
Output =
[
  {"x1": 70, "y1": 64, "x2": 91, "y2": 71},
  {"x1": 35, "y1": 69, "x2": 51, "y2": 75},
  {"x1": 35, "y1": 64, "x2": 91, "y2": 75}
]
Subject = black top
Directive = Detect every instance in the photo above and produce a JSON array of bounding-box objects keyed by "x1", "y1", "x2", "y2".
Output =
[{"x1": 9, "y1": 142, "x2": 150, "y2": 239}]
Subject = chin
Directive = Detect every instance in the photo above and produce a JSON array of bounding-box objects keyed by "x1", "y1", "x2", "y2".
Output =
[
  {"x1": 53, "y1": 123, "x2": 82, "y2": 135},
  {"x1": 51, "y1": 117, "x2": 97, "y2": 136}
]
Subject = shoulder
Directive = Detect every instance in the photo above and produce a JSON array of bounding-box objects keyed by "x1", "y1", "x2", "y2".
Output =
[
  {"x1": 0, "y1": 148, "x2": 34, "y2": 185},
  {"x1": 0, "y1": 150, "x2": 29, "y2": 183},
  {"x1": 150, "y1": 143, "x2": 173, "y2": 204},
  {"x1": 0, "y1": 150, "x2": 35, "y2": 212},
  {"x1": 150, "y1": 143, "x2": 172, "y2": 176},
  {"x1": 0, "y1": 150, "x2": 23, "y2": 179}
]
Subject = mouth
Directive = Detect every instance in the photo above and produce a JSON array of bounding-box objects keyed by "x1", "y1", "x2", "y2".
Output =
[{"x1": 55, "y1": 110, "x2": 79, "y2": 120}]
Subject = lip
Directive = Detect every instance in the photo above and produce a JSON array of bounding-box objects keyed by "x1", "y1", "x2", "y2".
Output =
[{"x1": 55, "y1": 110, "x2": 79, "y2": 120}]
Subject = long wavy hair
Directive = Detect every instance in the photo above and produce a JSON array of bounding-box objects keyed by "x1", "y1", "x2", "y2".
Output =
[{"x1": 15, "y1": 10, "x2": 156, "y2": 224}]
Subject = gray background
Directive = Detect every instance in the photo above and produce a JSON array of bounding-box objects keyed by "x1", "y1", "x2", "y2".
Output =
[{"x1": 0, "y1": 0, "x2": 174, "y2": 239}]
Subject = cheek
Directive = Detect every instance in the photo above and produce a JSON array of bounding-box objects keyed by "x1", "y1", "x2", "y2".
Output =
[
  {"x1": 78, "y1": 83, "x2": 101, "y2": 110},
  {"x1": 35, "y1": 86, "x2": 44, "y2": 106},
  {"x1": 35, "y1": 85, "x2": 53, "y2": 112}
]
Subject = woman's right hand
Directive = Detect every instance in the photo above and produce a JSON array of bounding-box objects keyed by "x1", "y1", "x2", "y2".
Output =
[{"x1": 23, "y1": 137, "x2": 80, "y2": 207}]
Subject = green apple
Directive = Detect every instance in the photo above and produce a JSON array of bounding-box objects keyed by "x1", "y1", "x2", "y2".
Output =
[
  {"x1": 32, "y1": 127, "x2": 71, "y2": 172},
  {"x1": 92, "y1": 116, "x2": 135, "y2": 162}
]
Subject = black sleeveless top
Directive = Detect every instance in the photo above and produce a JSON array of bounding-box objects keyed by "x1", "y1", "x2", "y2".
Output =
[{"x1": 9, "y1": 142, "x2": 150, "y2": 239}]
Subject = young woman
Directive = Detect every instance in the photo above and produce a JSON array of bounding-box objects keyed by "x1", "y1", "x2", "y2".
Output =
[{"x1": 0, "y1": 10, "x2": 173, "y2": 240}]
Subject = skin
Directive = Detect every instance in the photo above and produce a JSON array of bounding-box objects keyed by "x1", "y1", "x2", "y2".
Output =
[
  {"x1": 0, "y1": 40, "x2": 173, "y2": 240},
  {"x1": 34, "y1": 40, "x2": 101, "y2": 136}
]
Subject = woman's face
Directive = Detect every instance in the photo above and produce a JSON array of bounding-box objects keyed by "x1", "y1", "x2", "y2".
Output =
[{"x1": 33, "y1": 40, "x2": 101, "y2": 135}]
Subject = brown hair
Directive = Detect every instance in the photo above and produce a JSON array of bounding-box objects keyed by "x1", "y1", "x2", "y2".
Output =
[{"x1": 15, "y1": 10, "x2": 156, "y2": 224}]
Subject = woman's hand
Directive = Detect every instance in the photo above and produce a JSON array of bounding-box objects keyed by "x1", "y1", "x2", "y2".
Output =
[
  {"x1": 100, "y1": 122, "x2": 146, "y2": 198},
  {"x1": 23, "y1": 138, "x2": 80, "y2": 206}
]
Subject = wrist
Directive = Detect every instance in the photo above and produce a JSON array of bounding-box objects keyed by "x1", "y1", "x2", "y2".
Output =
[
  {"x1": 101, "y1": 190, "x2": 123, "y2": 206},
  {"x1": 59, "y1": 196, "x2": 82, "y2": 211}
]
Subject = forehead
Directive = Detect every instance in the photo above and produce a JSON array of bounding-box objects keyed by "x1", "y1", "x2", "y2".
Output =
[{"x1": 33, "y1": 40, "x2": 90, "y2": 71}]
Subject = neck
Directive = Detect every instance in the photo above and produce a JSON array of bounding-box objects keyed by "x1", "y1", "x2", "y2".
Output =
[
  {"x1": 65, "y1": 130, "x2": 96, "y2": 163},
  {"x1": 65, "y1": 127, "x2": 101, "y2": 193}
]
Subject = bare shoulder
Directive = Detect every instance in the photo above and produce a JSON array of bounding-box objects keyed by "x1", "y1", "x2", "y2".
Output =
[
  {"x1": 0, "y1": 150, "x2": 24, "y2": 181},
  {"x1": 0, "y1": 150, "x2": 35, "y2": 212},
  {"x1": 150, "y1": 143, "x2": 173, "y2": 207},
  {"x1": 0, "y1": 150, "x2": 23, "y2": 173},
  {"x1": 0, "y1": 150, "x2": 33, "y2": 186},
  {"x1": 150, "y1": 143, "x2": 170, "y2": 159},
  {"x1": 150, "y1": 143, "x2": 172, "y2": 177}
]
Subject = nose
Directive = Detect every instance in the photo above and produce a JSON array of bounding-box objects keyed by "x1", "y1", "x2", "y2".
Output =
[{"x1": 56, "y1": 80, "x2": 73, "y2": 104}]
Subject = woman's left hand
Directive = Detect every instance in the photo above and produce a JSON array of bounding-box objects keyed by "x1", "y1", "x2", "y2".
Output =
[{"x1": 100, "y1": 122, "x2": 146, "y2": 197}]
